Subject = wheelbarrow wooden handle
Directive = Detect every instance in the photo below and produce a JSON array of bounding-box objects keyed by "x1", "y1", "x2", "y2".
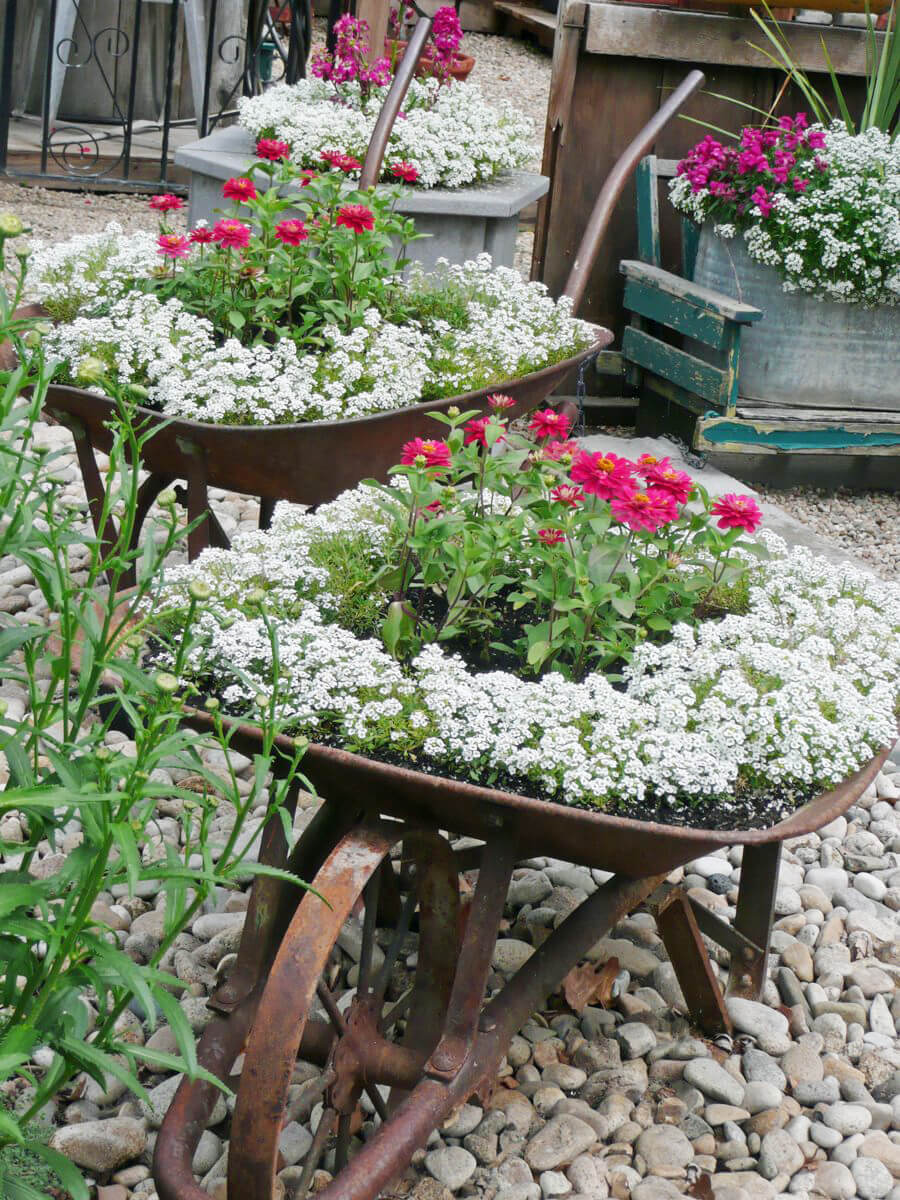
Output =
[
  {"x1": 562, "y1": 68, "x2": 706, "y2": 313},
  {"x1": 359, "y1": 15, "x2": 435, "y2": 189}
]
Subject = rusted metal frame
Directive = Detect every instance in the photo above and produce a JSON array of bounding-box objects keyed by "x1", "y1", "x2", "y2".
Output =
[
  {"x1": 315, "y1": 871, "x2": 668, "y2": 1200},
  {"x1": 359, "y1": 15, "x2": 433, "y2": 190},
  {"x1": 656, "y1": 888, "x2": 732, "y2": 1036},
  {"x1": 224, "y1": 823, "x2": 459, "y2": 1200},
  {"x1": 532, "y1": 1, "x2": 587, "y2": 282},
  {"x1": 259, "y1": 496, "x2": 277, "y2": 530},
  {"x1": 562, "y1": 69, "x2": 706, "y2": 312},
  {"x1": 685, "y1": 892, "x2": 764, "y2": 963},
  {"x1": 179, "y1": 438, "x2": 216, "y2": 561},
  {"x1": 727, "y1": 841, "x2": 782, "y2": 1000},
  {"x1": 424, "y1": 831, "x2": 518, "y2": 1081},
  {"x1": 54, "y1": 412, "x2": 122, "y2": 569}
]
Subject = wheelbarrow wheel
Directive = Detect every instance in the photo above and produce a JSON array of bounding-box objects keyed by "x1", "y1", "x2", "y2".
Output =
[{"x1": 228, "y1": 821, "x2": 461, "y2": 1199}]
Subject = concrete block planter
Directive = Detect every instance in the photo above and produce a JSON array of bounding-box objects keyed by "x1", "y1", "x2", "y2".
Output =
[{"x1": 175, "y1": 125, "x2": 549, "y2": 274}]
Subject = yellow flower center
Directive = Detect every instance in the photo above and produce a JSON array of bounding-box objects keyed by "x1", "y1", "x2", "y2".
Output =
[
  {"x1": 597, "y1": 457, "x2": 614, "y2": 472},
  {"x1": 633, "y1": 493, "x2": 650, "y2": 504}
]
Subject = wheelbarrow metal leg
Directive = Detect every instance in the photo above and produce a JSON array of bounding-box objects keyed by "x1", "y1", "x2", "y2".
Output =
[
  {"x1": 316, "y1": 870, "x2": 668, "y2": 1200},
  {"x1": 727, "y1": 841, "x2": 781, "y2": 1001},
  {"x1": 656, "y1": 888, "x2": 732, "y2": 1036}
]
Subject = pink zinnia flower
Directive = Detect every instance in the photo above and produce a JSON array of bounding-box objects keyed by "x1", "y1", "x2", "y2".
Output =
[
  {"x1": 550, "y1": 484, "x2": 584, "y2": 508},
  {"x1": 529, "y1": 409, "x2": 572, "y2": 440},
  {"x1": 300, "y1": 169, "x2": 317, "y2": 187},
  {"x1": 320, "y1": 150, "x2": 362, "y2": 173},
  {"x1": 611, "y1": 489, "x2": 678, "y2": 533},
  {"x1": 570, "y1": 450, "x2": 635, "y2": 501},
  {"x1": 644, "y1": 465, "x2": 694, "y2": 505},
  {"x1": 223, "y1": 176, "x2": 257, "y2": 203},
  {"x1": 391, "y1": 160, "x2": 419, "y2": 183},
  {"x1": 275, "y1": 218, "x2": 309, "y2": 246},
  {"x1": 636, "y1": 452, "x2": 672, "y2": 474},
  {"x1": 157, "y1": 233, "x2": 190, "y2": 259},
  {"x1": 537, "y1": 528, "x2": 566, "y2": 546},
  {"x1": 189, "y1": 226, "x2": 216, "y2": 245},
  {"x1": 212, "y1": 219, "x2": 251, "y2": 249},
  {"x1": 336, "y1": 204, "x2": 375, "y2": 233},
  {"x1": 400, "y1": 437, "x2": 452, "y2": 470},
  {"x1": 543, "y1": 439, "x2": 577, "y2": 462},
  {"x1": 256, "y1": 137, "x2": 290, "y2": 161},
  {"x1": 487, "y1": 393, "x2": 515, "y2": 411},
  {"x1": 149, "y1": 193, "x2": 184, "y2": 212},
  {"x1": 464, "y1": 416, "x2": 502, "y2": 448},
  {"x1": 710, "y1": 493, "x2": 763, "y2": 534}
]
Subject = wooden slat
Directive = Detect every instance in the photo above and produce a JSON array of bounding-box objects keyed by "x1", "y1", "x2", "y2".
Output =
[
  {"x1": 623, "y1": 326, "x2": 728, "y2": 406},
  {"x1": 585, "y1": 4, "x2": 880, "y2": 76},
  {"x1": 621, "y1": 260, "x2": 760, "y2": 323},
  {"x1": 624, "y1": 276, "x2": 727, "y2": 349},
  {"x1": 736, "y1": 403, "x2": 900, "y2": 423},
  {"x1": 696, "y1": 414, "x2": 900, "y2": 455},
  {"x1": 636, "y1": 157, "x2": 661, "y2": 269}
]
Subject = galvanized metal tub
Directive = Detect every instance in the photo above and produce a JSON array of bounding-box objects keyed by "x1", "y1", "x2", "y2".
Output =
[{"x1": 692, "y1": 225, "x2": 900, "y2": 410}]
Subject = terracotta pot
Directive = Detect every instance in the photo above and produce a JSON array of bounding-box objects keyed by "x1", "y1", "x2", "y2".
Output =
[{"x1": 385, "y1": 38, "x2": 476, "y2": 82}]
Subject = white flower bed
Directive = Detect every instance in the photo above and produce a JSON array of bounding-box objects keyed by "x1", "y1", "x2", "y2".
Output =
[
  {"x1": 238, "y1": 77, "x2": 534, "y2": 189},
  {"x1": 669, "y1": 123, "x2": 900, "y2": 306},
  {"x1": 32, "y1": 241, "x2": 592, "y2": 425},
  {"x1": 155, "y1": 486, "x2": 900, "y2": 810}
]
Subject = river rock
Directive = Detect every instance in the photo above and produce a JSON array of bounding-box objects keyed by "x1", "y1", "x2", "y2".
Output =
[
  {"x1": 425, "y1": 1147, "x2": 477, "y2": 1191},
  {"x1": 812, "y1": 1161, "x2": 857, "y2": 1200},
  {"x1": 524, "y1": 1116, "x2": 598, "y2": 1171},
  {"x1": 50, "y1": 1118, "x2": 147, "y2": 1173},
  {"x1": 683, "y1": 1059, "x2": 745, "y2": 1107},
  {"x1": 757, "y1": 1128, "x2": 805, "y2": 1179},
  {"x1": 634, "y1": 1124, "x2": 693, "y2": 1168},
  {"x1": 821, "y1": 1102, "x2": 873, "y2": 1135},
  {"x1": 850, "y1": 1156, "x2": 893, "y2": 1200},
  {"x1": 725, "y1": 997, "x2": 791, "y2": 1053}
]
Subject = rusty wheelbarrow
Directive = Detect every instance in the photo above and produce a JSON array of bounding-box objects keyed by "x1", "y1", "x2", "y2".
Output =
[
  {"x1": 152, "y1": 708, "x2": 892, "y2": 1200},
  {"x1": 35, "y1": 14, "x2": 615, "y2": 581}
]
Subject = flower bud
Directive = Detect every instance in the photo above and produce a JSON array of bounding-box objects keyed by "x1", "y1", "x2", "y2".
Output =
[
  {"x1": 442, "y1": 486, "x2": 456, "y2": 501},
  {"x1": 189, "y1": 579, "x2": 212, "y2": 602},
  {"x1": 155, "y1": 671, "x2": 179, "y2": 694},
  {"x1": 75, "y1": 356, "x2": 106, "y2": 385},
  {"x1": 204, "y1": 696, "x2": 221, "y2": 712},
  {"x1": 0, "y1": 213, "x2": 24, "y2": 237},
  {"x1": 245, "y1": 587, "x2": 266, "y2": 607},
  {"x1": 95, "y1": 746, "x2": 111, "y2": 761},
  {"x1": 542, "y1": 472, "x2": 556, "y2": 488},
  {"x1": 158, "y1": 490, "x2": 177, "y2": 509},
  {"x1": 23, "y1": 329, "x2": 42, "y2": 348},
  {"x1": 447, "y1": 406, "x2": 460, "y2": 418},
  {"x1": 254, "y1": 692, "x2": 269, "y2": 709},
  {"x1": 125, "y1": 383, "x2": 150, "y2": 402}
]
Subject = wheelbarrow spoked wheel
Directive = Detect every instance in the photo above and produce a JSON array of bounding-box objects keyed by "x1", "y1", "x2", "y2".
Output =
[{"x1": 228, "y1": 822, "x2": 461, "y2": 1199}]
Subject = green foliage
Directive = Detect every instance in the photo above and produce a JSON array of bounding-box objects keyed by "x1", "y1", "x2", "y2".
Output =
[
  {"x1": 750, "y1": 2, "x2": 899, "y2": 137},
  {"x1": 368, "y1": 410, "x2": 762, "y2": 680},
  {"x1": 306, "y1": 530, "x2": 385, "y2": 634},
  {"x1": 0, "y1": 227, "x2": 311, "y2": 1198},
  {"x1": 150, "y1": 163, "x2": 420, "y2": 347}
]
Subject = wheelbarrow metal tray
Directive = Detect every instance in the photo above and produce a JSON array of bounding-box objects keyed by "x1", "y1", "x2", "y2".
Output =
[
  {"x1": 42, "y1": 328, "x2": 609, "y2": 507},
  {"x1": 206, "y1": 714, "x2": 893, "y2": 878}
]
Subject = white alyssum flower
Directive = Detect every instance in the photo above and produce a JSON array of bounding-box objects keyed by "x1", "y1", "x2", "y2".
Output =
[
  {"x1": 151, "y1": 492, "x2": 900, "y2": 812},
  {"x1": 25, "y1": 223, "x2": 161, "y2": 320},
  {"x1": 238, "y1": 77, "x2": 534, "y2": 189},
  {"x1": 38, "y1": 253, "x2": 595, "y2": 427}
]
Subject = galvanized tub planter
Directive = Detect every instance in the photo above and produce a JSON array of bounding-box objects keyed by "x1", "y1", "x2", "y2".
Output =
[
  {"x1": 176, "y1": 124, "x2": 550, "y2": 275},
  {"x1": 691, "y1": 225, "x2": 900, "y2": 410},
  {"x1": 152, "y1": 707, "x2": 894, "y2": 1200}
]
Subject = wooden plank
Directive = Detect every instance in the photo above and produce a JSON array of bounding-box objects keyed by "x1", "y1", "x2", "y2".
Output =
[
  {"x1": 494, "y1": 1, "x2": 558, "y2": 34},
  {"x1": 356, "y1": 0, "x2": 390, "y2": 63},
  {"x1": 696, "y1": 414, "x2": 900, "y2": 454},
  {"x1": 635, "y1": 157, "x2": 661, "y2": 268},
  {"x1": 623, "y1": 325, "x2": 728, "y2": 405},
  {"x1": 736, "y1": 402, "x2": 900, "y2": 423},
  {"x1": 585, "y1": 4, "x2": 879, "y2": 76},
  {"x1": 621, "y1": 260, "x2": 760, "y2": 323},
  {"x1": 624, "y1": 276, "x2": 728, "y2": 348}
]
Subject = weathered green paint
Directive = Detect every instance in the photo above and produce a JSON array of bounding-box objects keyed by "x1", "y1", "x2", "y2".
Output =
[
  {"x1": 636, "y1": 156, "x2": 662, "y2": 269},
  {"x1": 594, "y1": 349, "x2": 626, "y2": 377},
  {"x1": 621, "y1": 260, "x2": 761, "y2": 324},
  {"x1": 623, "y1": 277, "x2": 728, "y2": 349},
  {"x1": 721, "y1": 324, "x2": 742, "y2": 416},
  {"x1": 643, "y1": 373, "x2": 713, "y2": 416},
  {"x1": 623, "y1": 326, "x2": 729, "y2": 406},
  {"x1": 696, "y1": 416, "x2": 900, "y2": 453},
  {"x1": 682, "y1": 218, "x2": 700, "y2": 280}
]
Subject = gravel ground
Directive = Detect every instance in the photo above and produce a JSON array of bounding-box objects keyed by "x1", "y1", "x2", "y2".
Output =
[{"x1": 757, "y1": 487, "x2": 900, "y2": 583}]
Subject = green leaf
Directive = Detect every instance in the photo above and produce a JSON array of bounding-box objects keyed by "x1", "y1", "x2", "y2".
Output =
[
  {"x1": 611, "y1": 595, "x2": 635, "y2": 619},
  {"x1": 24, "y1": 1142, "x2": 90, "y2": 1200},
  {"x1": 527, "y1": 639, "x2": 551, "y2": 667},
  {"x1": 58, "y1": 1035, "x2": 149, "y2": 1104},
  {"x1": 646, "y1": 616, "x2": 672, "y2": 632},
  {"x1": 0, "y1": 1107, "x2": 24, "y2": 1144},
  {"x1": 227, "y1": 310, "x2": 246, "y2": 330},
  {"x1": 128, "y1": 1045, "x2": 231, "y2": 1093},
  {"x1": 4, "y1": 1175, "x2": 50, "y2": 1200}
]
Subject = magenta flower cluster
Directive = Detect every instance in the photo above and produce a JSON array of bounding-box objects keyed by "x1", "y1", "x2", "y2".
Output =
[
  {"x1": 430, "y1": 6, "x2": 463, "y2": 66},
  {"x1": 310, "y1": 15, "x2": 392, "y2": 97},
  {"x1": 676, "y1": 113, "x2": 828, "y2": 221}
]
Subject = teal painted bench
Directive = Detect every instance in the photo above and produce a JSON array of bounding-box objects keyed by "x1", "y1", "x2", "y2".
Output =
[{"x1": 600, "y1": 154, "x2": 900, "y2": 458}]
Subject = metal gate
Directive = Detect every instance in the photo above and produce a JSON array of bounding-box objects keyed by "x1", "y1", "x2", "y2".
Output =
[{"x1": 0, "y1": 0, "x2": 311, "y2": 191}]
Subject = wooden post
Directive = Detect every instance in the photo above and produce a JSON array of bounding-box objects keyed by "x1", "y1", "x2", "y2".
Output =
[{"x1": 356, "y1": 0, "x2": 391, "y2": 64}]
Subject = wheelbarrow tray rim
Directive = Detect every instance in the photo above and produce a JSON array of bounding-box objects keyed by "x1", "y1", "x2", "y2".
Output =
[{"x1": 185, "y1": 706, "x2": 893, "y2": 876}]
